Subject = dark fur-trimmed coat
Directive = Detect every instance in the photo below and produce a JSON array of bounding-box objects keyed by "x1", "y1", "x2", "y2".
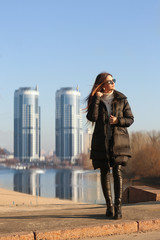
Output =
[{"x1": 86, "y1": 90, "x2": 134, "y2": 166}]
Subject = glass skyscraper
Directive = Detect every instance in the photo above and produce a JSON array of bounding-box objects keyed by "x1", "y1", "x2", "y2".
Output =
[
  {"x1": 14, "y1": 86, "x2": 41, "y2": 162},
  {"x1": 55, "y1": 87, "x2": 83, "y2": 163}
]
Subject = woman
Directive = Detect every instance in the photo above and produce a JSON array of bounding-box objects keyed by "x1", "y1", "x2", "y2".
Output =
[{"x1": 86, "y1": 72, "x2": 134, "y2": 219}]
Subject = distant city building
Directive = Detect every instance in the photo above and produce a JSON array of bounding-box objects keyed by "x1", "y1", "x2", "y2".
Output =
[
  {"x1": 83, "y1": 128, "x2": 92, "y2": 154},
  {"x1": 55, "y1": 87, "x2": 83, "y2": 163},
  {"x1": 14, "y1": 86, "x2": 41, "y2": 162}
]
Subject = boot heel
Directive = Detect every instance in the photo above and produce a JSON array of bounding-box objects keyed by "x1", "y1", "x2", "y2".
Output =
[
  {"x1": 106, "y1": 206, "x2": 114, "y2": 217},
  {"x1": 114, "y1": 205, "x2": 122, "y2": 219}
]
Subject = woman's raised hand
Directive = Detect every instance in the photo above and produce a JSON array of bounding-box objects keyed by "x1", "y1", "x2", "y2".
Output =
[
  {"x1": 110, "y1": 115, "x2": 118, "y2": 124},
  {"x1": 96, "y1": 91, "x2": 103, "y2": 97}
]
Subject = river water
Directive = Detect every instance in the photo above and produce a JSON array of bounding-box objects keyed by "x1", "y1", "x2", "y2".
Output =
[{"x1": 0, "y1": 166, "x2": 136, "y2": 204}]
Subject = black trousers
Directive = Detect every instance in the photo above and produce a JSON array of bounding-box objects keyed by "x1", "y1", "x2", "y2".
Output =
[{"x1": 100, "y1": 164, "x2": 123, "y2": 207}]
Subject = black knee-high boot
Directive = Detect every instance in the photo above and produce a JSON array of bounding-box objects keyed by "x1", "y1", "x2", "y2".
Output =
[
  {"x1": 113, "y1": 165, "x2": 123, "y2": 219},
  {"x1": 100, "y1": 168, "x2": 114, "y2": 217}
]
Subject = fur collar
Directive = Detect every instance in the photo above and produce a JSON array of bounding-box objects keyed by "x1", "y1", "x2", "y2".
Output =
[{"x1": 113, "y1": 90, "x2": 127, "y2": 100}]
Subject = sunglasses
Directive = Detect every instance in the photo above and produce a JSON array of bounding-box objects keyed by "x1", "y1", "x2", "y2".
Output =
[{"x1": 106, "y1": 79, "x2": 116, "y2": 85}]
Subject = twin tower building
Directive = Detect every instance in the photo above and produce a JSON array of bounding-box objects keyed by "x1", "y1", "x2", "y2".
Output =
[{"x1": 14, "y1": 86, "x2": 83, "y2": 163}]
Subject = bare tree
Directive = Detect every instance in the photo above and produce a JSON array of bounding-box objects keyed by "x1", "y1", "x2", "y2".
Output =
[
  {"x1": 147, "y1": 130, "x2": 160, "y2": 145},
  {"x1": 124, "y1": 131, "x2": 160, "y2": 179}
]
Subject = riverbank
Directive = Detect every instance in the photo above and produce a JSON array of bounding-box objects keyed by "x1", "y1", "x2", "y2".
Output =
[
  {"x1": 0, "y1": 187, "x2": 77, "y2": 209},
  {"x1": 0, "y1": 187, "x2": 160, "y2": 239}
]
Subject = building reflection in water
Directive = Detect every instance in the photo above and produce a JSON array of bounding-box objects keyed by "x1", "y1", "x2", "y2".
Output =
[
  {"x1": 13, "y1": 169, "x2": 105, "y2": 204},
  {"x1": 55, "y1": 170, "x2": 72, "y2": 199},
  {"x1": 14, "y1": 170, "x2": 44, "y2": 196}
]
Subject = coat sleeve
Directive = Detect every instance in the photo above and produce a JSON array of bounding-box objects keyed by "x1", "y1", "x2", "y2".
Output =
[
  {"x1": 117, "y1": 99, "x2": 134, "y2": 127},
  {"x1": 86, "y1": 95, "x2": 101, "y2": 122}
]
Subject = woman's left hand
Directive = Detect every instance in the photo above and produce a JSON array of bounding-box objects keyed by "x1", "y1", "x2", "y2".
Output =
[{"x1": 110, "y1": 115, "x2": 118, "y2": 125}]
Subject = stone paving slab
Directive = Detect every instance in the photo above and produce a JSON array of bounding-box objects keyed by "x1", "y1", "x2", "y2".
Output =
[
  {"x1": 0, "y1": 232, "x2": 34, "y2": 240},
  {"x1": 138, "y1": 219, "x2": 160, "y2": 232},
  {"x1": 35, "y1": 221, "x2": 138, "y2": 240},
  {"x1": 81, "y1": 230, "x2": 160, "y2": 240}
]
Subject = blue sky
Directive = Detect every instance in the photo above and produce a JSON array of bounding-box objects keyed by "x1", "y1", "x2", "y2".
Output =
[{"x1": 0, "y1": 0, "x2": 160, "y2": 153}]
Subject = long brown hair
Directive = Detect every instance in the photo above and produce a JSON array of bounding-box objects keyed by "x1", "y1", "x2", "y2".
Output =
[{"x1": 86, "y1": 72, "x2": 113, "y2": 111}]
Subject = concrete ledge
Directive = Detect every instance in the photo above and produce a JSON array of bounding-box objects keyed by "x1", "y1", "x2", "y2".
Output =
[
  {"x1": 122, "y1": 186, "x2": 160, "y2": 204},
  {"x1": 0, "y1": 219, "x2": 160, "y2": 240},
  {"x1": 139, "y1": 219, "x2": 160, "y2": 232},
  {"x1": 35, "y1": 221, "x2": 138, "y2": 240},
  {"x1": 0, "y1": 232, "x2": 34, "y2": 240}
]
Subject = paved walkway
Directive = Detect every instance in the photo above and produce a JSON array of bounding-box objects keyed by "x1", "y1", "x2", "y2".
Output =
[
  {"x1": 0, "y1": 201, "x2": 160, "y2": 239},
  {"x1": 0, "y1": 188, "x2": 160, "y2": 239}
]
